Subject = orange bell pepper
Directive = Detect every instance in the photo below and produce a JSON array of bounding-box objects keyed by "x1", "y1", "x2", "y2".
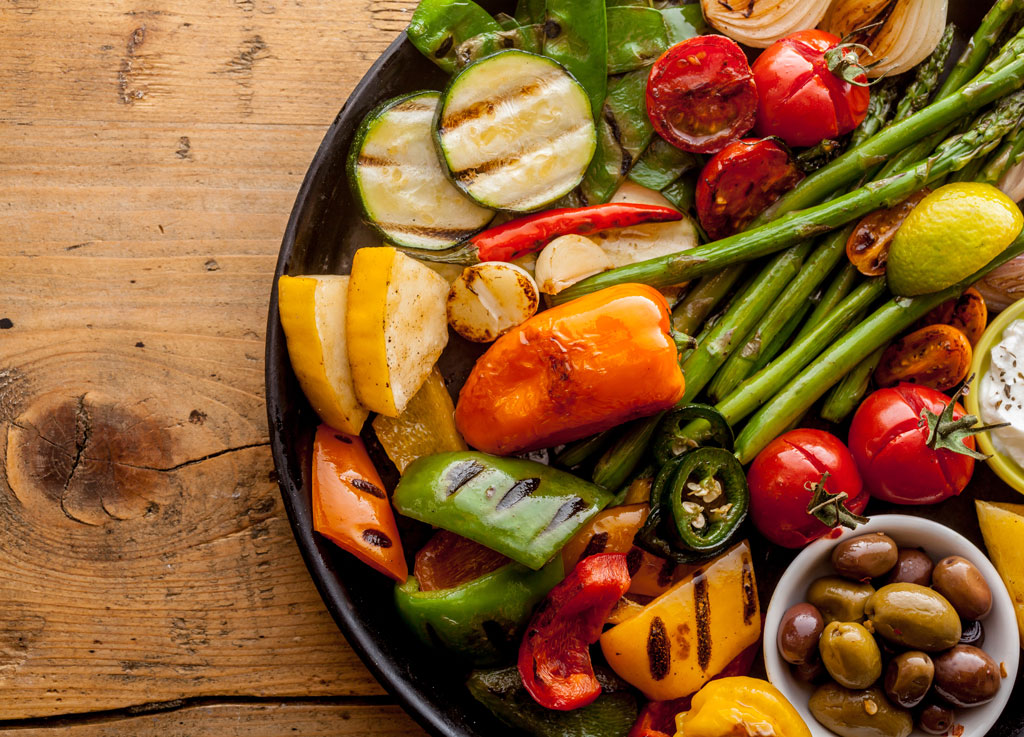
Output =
[
  {"x1": 311, "y1": 425, "x2": 408, "y2": 582},
  {"x1": 455, "y1": 284, "x2": 686, "y2": 455}
]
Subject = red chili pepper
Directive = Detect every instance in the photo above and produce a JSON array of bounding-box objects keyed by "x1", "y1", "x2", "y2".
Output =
[
  {"x1": 518, "y1": 553, "x2": 631, "y2": 711},
  {"x1": 425, "y1": 203, "x2": 683, "y2": 264}
]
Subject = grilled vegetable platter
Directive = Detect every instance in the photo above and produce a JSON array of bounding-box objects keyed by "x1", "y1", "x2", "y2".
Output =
[{"x1": 266, "y1": 1, "x2": 1024, "y2": 735}]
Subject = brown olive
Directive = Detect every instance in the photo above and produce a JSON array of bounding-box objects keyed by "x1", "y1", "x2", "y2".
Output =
[
  {"x1": 959, "y1": 619, "x2": 985, "y2": 648},
  {"x1": 778, "y1": 603, "x2": 824, "y2": 665},
  {"x1": 820, "y1": 621, "x2": 883, "y2": 689},
  {"x1": 809, "y1": 683, "x2": 912, "y2": 737},
  {"x1": 833, "y1": 532, "x2": 899, "y2": 581},
  {"x1": 792, "y1": 654, "x2": 827, "y2": 684},
  {"x1": 808, "y1": 576, "x2": 876, "y2": 623},
  {"x1": 865, "y1": 583, "x2": 961, "y2": 652},
  {"x1": 932, "y1": 556, "x2": 992, "y2": 620},
  {"x1": 883, "y1": 651, "x2": 934, "y2": 708},
  {"x1": 884, "y1": 548, "x2": 934, "y2": 586},
  {"x1": 933, "y1": 644, "x2": 1001, "y2": 707},
  {"x1": 918, "y1": 699, "x2": 956, "y2": 735}
]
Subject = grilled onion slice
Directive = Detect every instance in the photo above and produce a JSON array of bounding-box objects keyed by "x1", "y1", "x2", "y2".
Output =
[{"x1": 700, "y1": 0, "x2": 832, "y2": 49}]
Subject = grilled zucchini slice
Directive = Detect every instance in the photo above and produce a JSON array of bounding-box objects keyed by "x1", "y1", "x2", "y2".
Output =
[
  {"x1": 349, "y1": 91, "x2": 495, "y2": 251},
  {"x1": 435, "y1": 50, "x2": 597, "y2": 212}
]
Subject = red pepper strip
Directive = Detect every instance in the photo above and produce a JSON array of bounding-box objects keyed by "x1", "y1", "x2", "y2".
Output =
[
  {"x1": 627, "y1": 631, "x2": 762, "y2": 737},
  {"x1": 472, "y1": 203, "x2": 683, "y2": 262},
  {"x1": 519, "y1": 553, "x2": 631, "y2": 711}
]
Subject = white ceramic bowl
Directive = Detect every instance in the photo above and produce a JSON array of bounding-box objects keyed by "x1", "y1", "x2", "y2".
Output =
[{"x1": 764, "y1": 515, "x2": 1020, "y2": 737}]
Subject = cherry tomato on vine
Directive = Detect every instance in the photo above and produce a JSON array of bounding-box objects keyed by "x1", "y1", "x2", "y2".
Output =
[
  {"x1": 752, "y1": 30, "x2": 871, "y2": 148},
  {"x1": 747, "y1": 429, "x2": 867, "y2": 549},
  {"x1": 646, "y1": 35, "x2": 758, "y2": 154},
  {"x1": 696, "y1": 137, "x2": 804, "y2": 240},
  {"x1": 849, "y1": 383, "x2": 981, "y2": 505}
]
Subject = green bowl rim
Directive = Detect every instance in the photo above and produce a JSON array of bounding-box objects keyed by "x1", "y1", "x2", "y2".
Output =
[{"x1": 966, "y1": 295, "x2": 1024, "y2": 494}]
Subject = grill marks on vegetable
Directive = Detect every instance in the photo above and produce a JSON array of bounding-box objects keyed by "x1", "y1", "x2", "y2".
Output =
[
  {"x1": 362, "y1": 529, "x2": 393, "y2": 548},
  {"x1": 694, "y1": 573, "x2": 712, "y2": 671},
  {"x1": 741, "y1": 554, "x2": 757, "y2": 625},
  {"x1": 443, "y1": 460, "x2": 486, "y2": 496},
  {"x1": 647, "y1": 616, "x2": 671, "y2": 680},
  {"x1": 351, "y1": 478, "x2": 386, "y2": 499},
  {"x1": 541, "y1": 496, "x2": 590, "y2": 535},
  {"x1": 496, "y1": 477, "x2": 541, "y2": 510}
]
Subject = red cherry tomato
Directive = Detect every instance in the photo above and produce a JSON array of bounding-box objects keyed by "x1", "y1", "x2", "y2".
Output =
[
  {"x1": 848, "y1": 383, "x2": 975, "y2": 505},
  {"x1": 752, "y1": 30, "x2": 870, "y2": 148},
  {"x1": 646, "y1": 35, "x2": 758, "y2": 154},
  {"x1": 747, "y1": 429, "x2": 867, "y2": 549},
  {"x1": 696, "y1": 137, "x2": 804, "y2": 240}
]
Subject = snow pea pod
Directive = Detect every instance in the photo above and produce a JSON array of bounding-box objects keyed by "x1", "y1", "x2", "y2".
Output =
[
  {"x1": 580, "y1": 68, "x2": 654, "y2": 204},
  {"x1": 629, "y1": 135, "x2": 699, "y2": 190},
  {"x1": 514, "y1": 0, "x2": 545, "y2": 25},
  {"x1": 543, "y1": 0, "x2": 608, "y2": 118},
  {"x1": 454, "y1": 23, "x2": 544, "y2": 68},
  {"x1": 661, "y1": 4, "x2": 708, "y2": 44},
  {"x1": 407, "y1": 0, "x2": 502, "y2": 74},
  {"x1": 393, "y1": 452, "x2": 613, "y2": 570},
  {"x1": 606, "y1": 6, "x2": 667, "y2": 74}
]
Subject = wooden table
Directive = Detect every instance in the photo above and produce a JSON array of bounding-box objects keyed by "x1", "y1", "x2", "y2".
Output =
[{"x1": 0, "y1": 0, "x2": 428, "y2": 733}]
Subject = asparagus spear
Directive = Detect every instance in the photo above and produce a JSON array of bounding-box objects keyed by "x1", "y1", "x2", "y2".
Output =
[
  {"x1": 749, "y1": 300, "x2": 816, "y2": 374},
  {"x1": 762, "y1": 13, "x2": 1024, "y2": 219},
  {"x1": 893, "y1": 24, "x2": 957, "y2": 123},
  {"x1": 554, "y1": 431, "x2": 610, "y2": 468},
  {"x1": 707, "y1": 228, "x2": 850, "y2": 401},
  {"x1": 670, "y1": 266, "x2": 746, "y2": 336},
  {"x1": 734, "y1": 231, "x2": 1024, "y2": 463},
  {"x1": 820, "y1": 344, "x2": 887, "y2": 423},
  {"x1": 977, "y1": 121, "x2": 1024, "y2": 184},
  {"x1": 793, "y1": 261, "x2": 860, "y2": 344},
  {"x1": 849, "y1": 79, "x2": 900, "y2": 148},
  {"x1": 551, "y1": 87, "x2": 1024, "y2": 303}
]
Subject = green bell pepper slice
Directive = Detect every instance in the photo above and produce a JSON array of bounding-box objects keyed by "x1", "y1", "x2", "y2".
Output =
[
  {"x1": 468, "y1": 665, "x2": 638, "y2": 737},
  {"x1": 395, "y1": 557, "x2": 563, "y2": 664},
  {"x1": 393, "y1": 452, "x2": 613, "y2": 570}
]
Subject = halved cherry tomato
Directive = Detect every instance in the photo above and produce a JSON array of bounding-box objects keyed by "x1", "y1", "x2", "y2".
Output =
[
  {"x1": 413, "y1": 530, "x2": 509, "y2": 592},
  {"x1": 874, "y1": 324, "x2": 972, "y2": 391},
  {"x1": 918, "y1": 287, "x2": 988, "y2": 347},
  {"x1": 747, "y1": 429, "x2": 867, "y2": 549},
  {"x1": 752, "y1": 30, "x2": 871, "y2": 148},
  {"x1": 519, "y1": 553, "x2": 631, "y2": 710},
  {"x1": 312, "y1": 425, "x2": 407, "y2": 582},
  {"x1": 846, "y1": 189, "x2": 930, "y2": 276},
  {"x1": 646, "y1": 35, "x2": 758, "y2": 154},
  {"x1": 696, "y1": 138, "x2": 804, "y2": 240},
  {"x1": 849, "y1": 383, "x2": 977, "y2": 505}
]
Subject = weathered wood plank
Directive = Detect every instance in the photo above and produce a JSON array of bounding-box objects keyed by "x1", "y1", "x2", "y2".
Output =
[
  {"x1": 0, "y1": 702, "x2": 422, "y2": 736},
  {"x1": 0, "y1": 0, "x2": 427, "y2": 729}
]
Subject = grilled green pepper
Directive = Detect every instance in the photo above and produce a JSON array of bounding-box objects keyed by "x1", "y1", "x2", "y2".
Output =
[
  {"x1": 393, "y1": 452, "x2": 613, "y2": 570},
  {"x1": 468, "y1": 665, "x2": 638, "y2": 737},
  {"x1": 395, "y1": 557, "x2": 563, "y2": 664},
  {"x1": 407, "y1": 0, "x2": 502, "y2": 74}
]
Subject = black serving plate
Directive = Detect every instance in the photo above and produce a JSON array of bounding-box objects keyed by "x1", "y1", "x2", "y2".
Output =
[{"x1": 265, "y1": 3, "x2": 1024, "y2": 735}]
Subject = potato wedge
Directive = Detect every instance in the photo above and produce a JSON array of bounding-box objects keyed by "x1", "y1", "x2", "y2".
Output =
[
  {"x1": 347, "y1": 247, "x2": 449, "y2": 417},
  {"x1": 277, "y1": 274, "x2": 369, "y2": 434},
  {"x1": 447, "y1": 262, "x2": 539, "y2": 343},
  {"x1": 535, "y1": 235, "x2": 613, "y2": 295}
]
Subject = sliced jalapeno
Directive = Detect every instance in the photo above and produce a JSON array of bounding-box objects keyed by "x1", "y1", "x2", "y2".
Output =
[
  {"x1": 668, "y1": 447, "x2": 748, "y2": 552},
  {"x1": 653, "y1": 403, "x2": 734, "y2": 465}
]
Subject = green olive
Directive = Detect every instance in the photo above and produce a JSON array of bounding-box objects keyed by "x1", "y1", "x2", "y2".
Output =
[
  {"x1": 865, "y1": 583, "x2": 961, "y2": 652},
  {"x1": 807, "y1": 577, "x2": 875, "y2": 623},
  {"x1": 809, "y1": 684, "x2": 912, "y2": 737},
  {"x1": 819, "y1": 621, "x2": 882, "y2": 689}
]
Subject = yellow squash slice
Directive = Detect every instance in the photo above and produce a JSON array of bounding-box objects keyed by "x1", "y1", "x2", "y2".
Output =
[
  {"x1": 372, "y1": 367, "x2": 466, "y2": 472},
  {"x1": 976, "y1": 500, "x2": 1024, "y2": 647},
  {"x1": 347, "y1": 247, "x2": 449, "y2": 417},
  {"x1": 277, "y1": 274, "x2": 368, "y2": 435},
  {"x1": 600, "y1": 540, "x2": 760, "y2": 701}
]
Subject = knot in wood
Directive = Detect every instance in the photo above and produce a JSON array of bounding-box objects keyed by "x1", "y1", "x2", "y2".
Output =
[{"x1": 6, "y1": 391, "x2": 175, "y2": 526}]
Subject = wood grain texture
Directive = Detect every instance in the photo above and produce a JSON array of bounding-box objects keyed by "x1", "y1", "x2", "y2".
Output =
[{"x1": 0, "y1": 0, "x2": 427, "y2": 732}]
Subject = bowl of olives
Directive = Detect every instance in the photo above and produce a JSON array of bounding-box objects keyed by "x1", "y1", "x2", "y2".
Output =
[{"x1": 764, "y1": 515, "x2": 1019, "y2": 737}]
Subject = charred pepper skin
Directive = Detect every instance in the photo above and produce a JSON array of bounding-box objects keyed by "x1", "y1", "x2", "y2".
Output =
[
  {"x1": 455, "y1": 284, "x2": 686, "y2": 455},
  {"x1": 392, "y1": 451, "x2": 613, "y2": 570}
]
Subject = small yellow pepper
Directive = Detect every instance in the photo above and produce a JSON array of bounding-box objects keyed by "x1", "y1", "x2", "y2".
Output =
[{"x1": 673, "y1": 677, "x2": 811, "y2": 737}]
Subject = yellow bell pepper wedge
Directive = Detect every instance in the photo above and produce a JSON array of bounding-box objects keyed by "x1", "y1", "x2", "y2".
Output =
[
  {"x1": 372, "y1": 367, "x2": 466, "y2": 472},
  {"x1": 599, "y1": 540, "x2": 760, "y2": 701},
  {"x1": 673, "y1": 677, "x2": 811, "y2": 737},
  {"x1": 976, "y1": 499, "x2": 1024, "y2": 647}
]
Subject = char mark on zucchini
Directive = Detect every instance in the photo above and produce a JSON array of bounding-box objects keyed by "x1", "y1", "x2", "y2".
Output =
[{"x1": 443, "y1": 459, "x2": 486, "y2": 496}]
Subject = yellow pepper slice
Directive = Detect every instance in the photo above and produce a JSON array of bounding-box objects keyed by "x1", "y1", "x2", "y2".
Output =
[{"x1": 674, "y1": 677, "x2": 811, "y2": 737}]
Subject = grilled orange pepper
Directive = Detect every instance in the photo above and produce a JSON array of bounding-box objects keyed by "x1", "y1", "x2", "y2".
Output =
[
  {"x1": 455, "y1": 284, "x2": 686, "y2": 455},
  {"x1": 312, "y1": 425, "x2": 407, "y2": 582}
]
